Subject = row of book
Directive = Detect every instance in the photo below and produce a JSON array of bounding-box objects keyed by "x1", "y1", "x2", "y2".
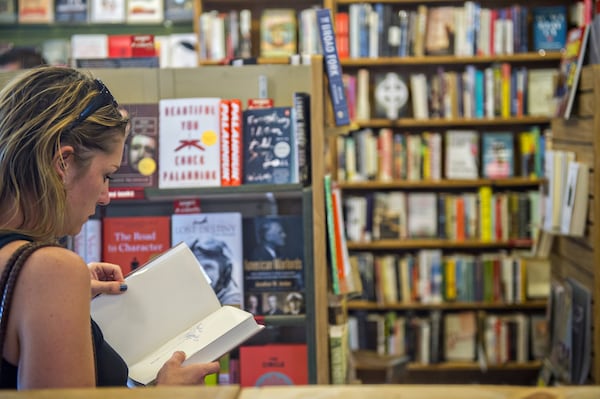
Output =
[
  {"x1": 103, "y1": 94, "x2": 310, "y2": 200},
  {"x1": 198, "y1": 7, "x2": 323, "y2": 61},
  {"x1": 344, "y1": 188, "x2": 541, "y2": 243},
  {"x1": 344, "y1": 66, "x2": 560, "y2": 122},
  {"x1": 337, "y1": 128, "x2": 544, "y2": 183},
  {"x1": 2, "y1": 0, "x2": 193, "y2": 24},
  {"x1": 349, "y1": 310, "x2": 548, "y2": 365},
  {"x1": 75, "y1": 212, "x2": 305, "y2": 317},
  {"x1": 335, "y1": 3, "x2": 577, "y2": 59},
  {"x1": 353, "y1": 250, "x2": 549, "y2": 305}
]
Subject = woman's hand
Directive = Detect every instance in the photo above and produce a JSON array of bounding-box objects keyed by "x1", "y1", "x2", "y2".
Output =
[
  {"x1": 156, "y1": 351, "x2": 220, "y2": 385},
  {"x1": 88, "y1": 262, "x2": 127, "y2": 298}
]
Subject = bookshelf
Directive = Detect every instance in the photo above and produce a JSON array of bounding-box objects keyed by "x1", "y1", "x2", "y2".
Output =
[
  {"x1": 193, "y1": 0, "x2": 324, "y2": 65},
  {"x1": 546, "y1": 64, "x2": 600, "y2": 384},
  {"x1": 0, "y1": 61, "x2": 330, "y2": 384},
  {"x1": 323, "y1": 0, "x2": 580, "y2": 385}
]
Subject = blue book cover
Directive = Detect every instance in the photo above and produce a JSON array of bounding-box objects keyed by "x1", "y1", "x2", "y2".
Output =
[
  {"x1": 532, "y1": 6, "x2": 567, "y2": 51},
  {"x1": 54, "y1": 0, "x2": 88, "y2": 22},
  {"x1": 242, "y1": 106, "x2": 296, "y2": 184},
  {"x1": 474, "y1": 69, "x2": 484, "y2": 118},
  {"x1": 482, "y1": 132, "x2": 514, "y2": 178},
  {"x1": 316, "y1": 8, "x2": 351, "y2": 126}
]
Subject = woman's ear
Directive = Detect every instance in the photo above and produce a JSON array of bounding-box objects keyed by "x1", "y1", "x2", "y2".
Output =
[{"x1": 53, "y1": 145, "x2": 75, "y2": 180}]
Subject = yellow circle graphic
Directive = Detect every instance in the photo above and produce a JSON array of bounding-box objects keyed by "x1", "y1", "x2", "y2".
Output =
[
  {"x1": 138, "y1": 158, "x2": 157, "y2": 176},
  {"x1": 201, "y1": 130, "x2": 218, "y2": 147}
]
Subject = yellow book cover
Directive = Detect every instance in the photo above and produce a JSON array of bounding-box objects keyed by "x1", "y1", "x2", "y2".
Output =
[
  {"x1": 260, "y1": 8, "x2": 297, "y2": 58},
  {"x1": 478, "y1": 186, "x2": 493, "y2": 242}
]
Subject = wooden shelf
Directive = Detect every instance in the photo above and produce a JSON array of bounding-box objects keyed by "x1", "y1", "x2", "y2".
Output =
[
  {"x1": 351, "y1": 116, "x2": 551, "y2": 128},
  {"x1": 338, "y1": 178, "x2": 545, "y2": 190},
  {"x1": 339, "y1": 52, "x2": 562, "y2": 66},
  {"x1": 347, "y1": 300, "x2": 548, "y2": 311},
  {"x1": 347, "y1": 239, "x2": 533, "y2": 250},
  {"x1": 407, "y1": 360, "x2": 542, "y2": 371},
  {"x1": 144, "y1": 184, "x2": 305, "y2": 201}
]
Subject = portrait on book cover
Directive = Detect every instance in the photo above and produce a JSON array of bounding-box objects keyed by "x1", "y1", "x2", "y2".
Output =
[
  {"x1": 242, "y1": 215, "x2": 305, "y2": 316},
  {"x1": 172, "y1": 212, "x2": 243, "y2": 307}
]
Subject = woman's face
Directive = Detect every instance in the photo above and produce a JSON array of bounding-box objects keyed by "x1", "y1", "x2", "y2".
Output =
[{"x1": 63, "y1": 137, "x2": 125, "y2": 236}]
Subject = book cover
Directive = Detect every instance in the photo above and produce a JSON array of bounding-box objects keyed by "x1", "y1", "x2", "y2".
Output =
[
  {"x1": 41, "y1": 38, "x2": 70, "y2": 66},
  {"x1": 482, "y1": 132, "x2": 514, "y2": 178},
  {"x1": 239, "y1": 344, "x2": 308, "y2": 386},
  {"x1": 18, "y1": 0, "x2": 53, "y2": 23},
  {"x1": 171, "y1": 212, "x2": 243, "y2": 307},
  {"x1": 566, "y1": 277, "x2": 592, "y2": 384},
  {"x1": 260, "y1": 8, "x2": 297, "y2": 58},
  {"x1": 75, "y1": 57, "x2": 159, "y2": 68},
  {"x1": 89, "y1": 0, "x2": 125, "y2": 23},
  {"x1": 109, "y1": 103, "x2": 159, "y2": 200},
  {"x1": 560, "y1": 161, "x2": 590, "y2": 237},
  {"x1": 91, "y1": 242, "x2": 265, "y2": 386},
  {"x1": 54, "y1": 0, "x2": 87, "y2": 22},
  {"x1": 316, "y1": 8, "x2": 351, "y2": 127},
  {"x1": 220, "y1": 100, "x2": 231, "y2": 186},
  {"x1": 101, "y1": 215, "x2": 170, "y2": 276},
  {"x1": 158, "y1": 97, "x2": 222, "y2": 189},
  {"x1": 242, "y1": 215, "x2": 305, "y2": 316},
  {"x1": 0, "y1": 0, "x2": 17, "y2": 23},
  {"x1": 527, "y1": 69, "x2": 558, "y2": 117},
  {"x1": 444, "y1": 311, "x2": 477, "y2": 361},
  {"x1": 242, "y1": 106, "x2": 296, "y2": 185},
  {"x1": 373, "y1": 71, "x2": 410, "y2": 119},
  {"x1": 444, "y1": 130, "x2": 479, "y2": 179},
  {"x1": 532, "y1": 6, "x2": 567, "y2": 52},
  {"x1": 71, "y1": 34, "x2": 109, "y2": 60},
  {"x1": 555, "y1": 24, "x2": 591, "y2": 119},
  {"x1": 126, "y1": 0, "x2": 163, "y2": 23},
  {"x1": 407, "y1": 192, "x2": 438, "y2": 238},
  {"x1": 163, "y1": 0, "x2": 192, "y2": 22},
  {"x1": 425, "y1": 6, "x2": 455, "y2": 55}
]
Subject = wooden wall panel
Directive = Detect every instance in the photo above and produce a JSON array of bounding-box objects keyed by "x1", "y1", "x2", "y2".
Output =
[{"x1": 551, "y1": 118, "x2": 594, "y2": 143}]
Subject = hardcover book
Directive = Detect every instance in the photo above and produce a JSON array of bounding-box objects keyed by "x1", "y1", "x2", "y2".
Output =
[
  {"x1": 89, "y1": 0, "x2": 125, "y2": 23},
  {"x1": 126, "y1": 0, "x2": 163, "y2": 23},
  {"x1": 532, "y1": 6, "x2": 567, "y2": 52},
  {"x1": 163, "y1": 0, "x2": 192, "y2": 22},
  {"x1": 171, "y1": 212, "x2": 243, "y2": 307},
  {"x1": 18, "y1": 0, "x2": 53, "y2": 23},
  {"x1": 109, "y1": 103, "x2": 159, "y2": 200},
  {"x1": 0, "y1": 0, "x2": 17, "y2": 23},
  {"x1": 260, "y1": 8, "x2": 297, "y2": 58},
  {"x1": 444, "y1": 130, "x2": 479, "y2": 179},
  {"x1": 91, "y1": 242, "x2": 265, "y2": 386},
  {"x1": 102, "y1": 215, "x2": 170, "y2": 276},
  {"x1": 482, "y1": 132, "x2": 514, "y2": 178},
  {"x1": 158, "y1": 97, "x2": 222, "y2": 189},
  {"x1": 54, "y1": 0, "x2": 87, "y2": 22},
  {"x1": 242, "y1": 106, "x2": 296, "y2": 185},
  {"x1": 242, "y1": 215, "x2": 305, "y2": 316},
  {"x1": 239, "y1": 344, "x2": 308, "y2": 386}
]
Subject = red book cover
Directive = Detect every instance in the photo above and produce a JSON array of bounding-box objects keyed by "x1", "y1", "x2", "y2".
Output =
[
  {"x1": 108, "y1": 35, "x2": 133, "y2": 58},
  {"x1": 131, "y1": 34, "x2": 156, "y2": 57},
  {"x1": 102, "y1": 216, "x2": 170, "y2": 275},
  {"x1": 239, "y1": 344, "x2": 308, "y2": 387},
  {"x1": 230, "y1": 99, "x2": 243, "y2": 186},
  {"x1": 220, "y1": 99, "x2": 232, "y2": 186}
]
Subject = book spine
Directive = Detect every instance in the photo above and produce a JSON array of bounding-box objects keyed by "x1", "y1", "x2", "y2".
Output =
[
  {"x1": 220, "y1": 99, "x2": 231, "y2": 186},
  {"x1": 229, "y1": 99, "x2": 243, "y2": 186},
  {"x1": 293, "y1": 92, "x2": 311, "y2": 185},
  {"x1": 316, "y1": 8, "x2": 351, "y2": 126},
  {"x1": 324, "y1": 174, "x2": 341, "y2": 294}
]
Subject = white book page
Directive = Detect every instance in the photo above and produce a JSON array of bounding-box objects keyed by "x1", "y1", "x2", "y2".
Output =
[
  {"x1": 128, "y1": 306, "x2": 263, "y2": 385},
  {"x1": 91, "y1": 242, "x2": 221, "y2": 367}
]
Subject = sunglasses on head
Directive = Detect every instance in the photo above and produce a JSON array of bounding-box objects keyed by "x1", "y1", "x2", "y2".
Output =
[{"x1": 70, "y1": 79, "x2": 118, "y2": 128}]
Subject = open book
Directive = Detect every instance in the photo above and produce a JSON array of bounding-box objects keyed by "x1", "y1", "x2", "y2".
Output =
[{"x1": 90, "y1": 242, "x2": 264, "y2": 385}]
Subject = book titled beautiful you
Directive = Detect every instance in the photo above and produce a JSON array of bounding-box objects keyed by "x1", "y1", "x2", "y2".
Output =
[{"x1": 90, "y1": 242, "x2": 264, "y2": 385}]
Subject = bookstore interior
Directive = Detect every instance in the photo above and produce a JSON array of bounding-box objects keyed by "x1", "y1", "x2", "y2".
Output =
[{"x1": 3, "y1": 0, "x2": 600, "y2": 396}]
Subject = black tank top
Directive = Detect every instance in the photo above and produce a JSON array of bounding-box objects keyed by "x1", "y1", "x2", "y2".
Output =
[{"x1": 0, "y1": 233, "x2": 128, "y2": 388}]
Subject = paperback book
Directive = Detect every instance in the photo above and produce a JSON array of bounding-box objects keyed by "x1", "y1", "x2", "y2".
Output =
[{"x1": 91, "y1": 242, "x2": 264, "y2": 386}]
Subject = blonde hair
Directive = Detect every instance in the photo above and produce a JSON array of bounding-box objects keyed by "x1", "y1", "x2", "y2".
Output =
[{"x1": 0, "y1": 66, "x2": 128, "y2": 241}]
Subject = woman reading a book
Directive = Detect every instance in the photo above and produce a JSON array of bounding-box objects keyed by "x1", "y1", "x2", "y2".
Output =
[{"x1": 0, "y1": 66, "x2": 220, "y2": 389}]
